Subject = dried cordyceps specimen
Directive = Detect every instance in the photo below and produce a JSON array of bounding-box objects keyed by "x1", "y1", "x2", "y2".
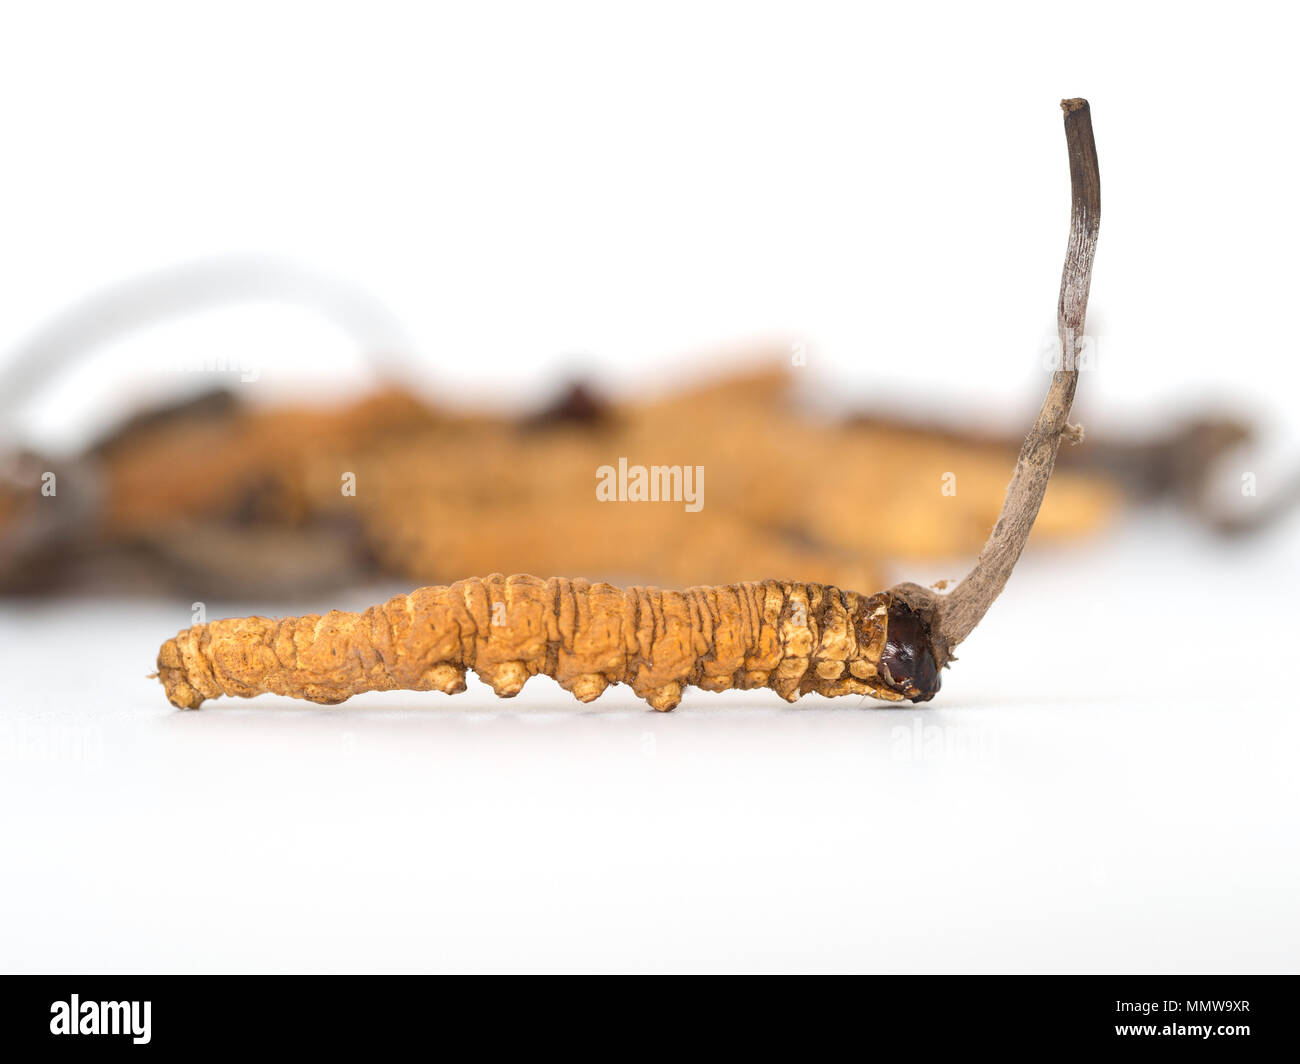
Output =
[
  {"x1": 155, "y1": 98, "x2": 1100, "y2": 710},
  {"x1": 156, "y1": 575, "x2": 938, "y2": 711},
  {"x1": 1, "y1": 341, "x2": 1125, "y2": 598}
]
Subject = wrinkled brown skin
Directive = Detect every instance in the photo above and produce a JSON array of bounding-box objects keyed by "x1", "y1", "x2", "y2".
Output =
[{"x1": 156, "y1": 574, "x2": 940, "y2": 711}]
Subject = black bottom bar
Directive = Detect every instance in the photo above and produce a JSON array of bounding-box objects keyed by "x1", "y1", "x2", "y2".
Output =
[{"x1": 0, "y1": 975, "x2": 1291, "y2": 1052}]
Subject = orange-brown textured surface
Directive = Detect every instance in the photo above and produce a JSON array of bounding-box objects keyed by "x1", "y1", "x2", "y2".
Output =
[
  {"x1": 92, "y1": 365, "x2": 1117, "y2": 594},
  {"x1": 156, "y1": 574, "x2": 912, "y2": 711}
]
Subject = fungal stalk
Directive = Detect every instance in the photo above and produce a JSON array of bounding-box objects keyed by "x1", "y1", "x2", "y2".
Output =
[{"x1": 888, "y1": 97, "x2": 1100, "y2": 668}]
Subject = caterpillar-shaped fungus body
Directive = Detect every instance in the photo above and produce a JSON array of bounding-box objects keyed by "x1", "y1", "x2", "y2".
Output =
[{"x1": 155, "y1": 575, "x2": 940, "y2": 710}]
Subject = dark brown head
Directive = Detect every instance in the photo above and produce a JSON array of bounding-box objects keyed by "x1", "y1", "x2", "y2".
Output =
[{"x1": 879, "y1": 600, "x2": 940, "y2": 702}]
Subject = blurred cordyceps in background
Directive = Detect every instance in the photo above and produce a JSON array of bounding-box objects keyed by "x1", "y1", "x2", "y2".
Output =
[{"x1": 2, "y1": 360, "x2": 1261, "y2": 602}]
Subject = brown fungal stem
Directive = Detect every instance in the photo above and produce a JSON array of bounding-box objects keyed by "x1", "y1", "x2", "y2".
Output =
[{"x1": 891, "y1": 98, "x2": 1101, "y2": 667}]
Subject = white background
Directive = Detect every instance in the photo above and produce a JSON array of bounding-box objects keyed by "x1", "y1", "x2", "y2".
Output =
[{"x1": 1, "y1": 1, "x2": 1297, "y2": 972}]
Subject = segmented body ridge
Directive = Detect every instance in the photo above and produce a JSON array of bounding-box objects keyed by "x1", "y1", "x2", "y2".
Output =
[{"x1": 155, "y1": 574, "x2": 926, "y2": 710}]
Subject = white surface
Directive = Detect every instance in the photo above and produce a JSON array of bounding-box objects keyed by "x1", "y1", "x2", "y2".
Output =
[
  {"x1": 2, "y1": 512, "x2": 1297, "y2": 973},
  {"x1": 2, "y1": 1, "x2": 1299, "y2": 973}
]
